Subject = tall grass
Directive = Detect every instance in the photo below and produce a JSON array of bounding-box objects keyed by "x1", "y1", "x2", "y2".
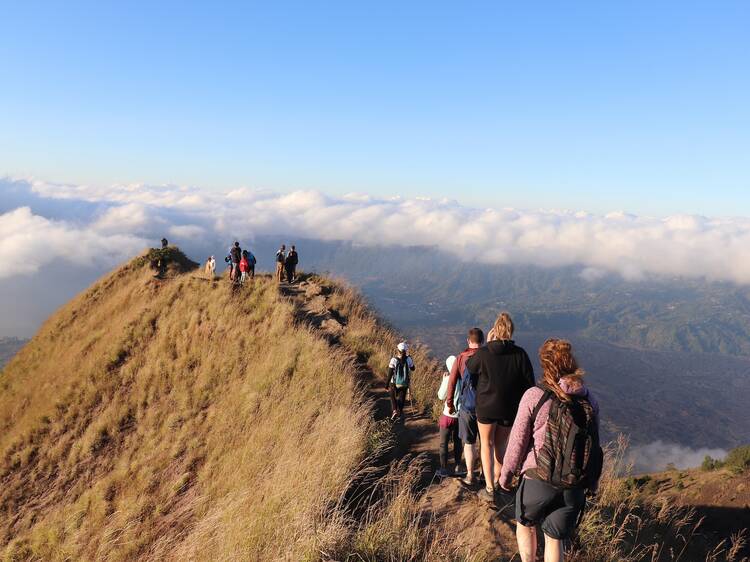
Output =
[{"x1": 0, "y1": 252, "x2": 452, "y2": 562}]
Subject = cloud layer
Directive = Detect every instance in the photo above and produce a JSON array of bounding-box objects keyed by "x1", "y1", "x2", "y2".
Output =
[{"x1": 2, "y1": 176, "x2": 749, "y2": 283}]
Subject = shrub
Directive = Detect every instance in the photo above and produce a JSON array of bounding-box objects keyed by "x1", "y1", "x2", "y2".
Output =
[{"x1": 724, "y1": 445, "x2": 750, "y2": 472}]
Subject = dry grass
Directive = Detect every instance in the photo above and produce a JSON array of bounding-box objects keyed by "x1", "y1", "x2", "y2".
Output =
[
  {"x1": 0, "y1": 252, "x2": 451, "y2": 562},
  {"x1": 570, "y1": 436, "x2": 749, "y2": 562}
]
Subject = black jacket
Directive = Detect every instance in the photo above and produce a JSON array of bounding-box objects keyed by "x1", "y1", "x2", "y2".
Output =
[{"x1": 466, "y1": 340, "x2": 535, "y2": 422}]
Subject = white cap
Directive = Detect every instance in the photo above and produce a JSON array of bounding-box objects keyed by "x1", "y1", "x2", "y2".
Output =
[
  {"x1": 445, "y1": 355, "x2": 456, "y2": 373},
  {"x1": 397, "y1": 342, "x2": 408, "y2": 352}
]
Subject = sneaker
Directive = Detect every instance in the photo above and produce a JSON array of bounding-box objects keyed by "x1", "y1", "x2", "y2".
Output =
[
  {"x1": 436, "y1": 468, "x2": 450, "y2": 478},
  {"x1": 390, "y1": 411, "x2": 399, "y2": 421},
  {"x1": 477, "y1": 487, "x2": 496, "y2": 503},
  {"x1": 459, "y1": 476, "x2": 475, "y2": 488}
]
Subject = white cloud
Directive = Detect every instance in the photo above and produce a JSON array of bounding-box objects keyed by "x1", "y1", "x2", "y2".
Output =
[
  {"x1": 627, "y1": 441, "x2": 728, "y2": 473},
  {"x1": 5, "y1": 177, "x2": 750, "y2": 284},
  {"x1": 0, "y1": 206, "x2": 147, "y2": 279}
]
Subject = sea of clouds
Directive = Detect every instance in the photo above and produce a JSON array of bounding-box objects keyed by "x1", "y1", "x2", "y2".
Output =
[
  {"x1": 627, "y1": 441, "x2": 728, "y2": 473},
  {"x1": 2, "y1": 176, "x2": 749, "y2": 283}
]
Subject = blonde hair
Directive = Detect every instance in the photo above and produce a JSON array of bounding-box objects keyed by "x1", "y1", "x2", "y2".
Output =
[
  {"x1": 538, "y1": 338, "x2": 585, "y2": 402},
  {"x1": 489, "y1": 312, "x2": 514, "y2": 341}
]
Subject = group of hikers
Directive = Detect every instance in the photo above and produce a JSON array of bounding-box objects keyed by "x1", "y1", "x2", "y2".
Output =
[
  {"x1": 388, "y1": 312, "x2": 602, "y2": 562},
  {"x1": 202, "y1": 242, "x2": 300, "y2": 285}
]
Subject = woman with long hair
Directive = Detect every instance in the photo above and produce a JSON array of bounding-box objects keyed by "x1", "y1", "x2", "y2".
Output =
[
  {"x1": 499, "y1": 338, "x2": 601, "y2": 562},
  {"x1": 466, "y1": 312, "x2": 535, "y2": 502}
]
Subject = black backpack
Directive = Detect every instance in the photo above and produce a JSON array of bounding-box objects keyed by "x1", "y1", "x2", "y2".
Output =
[{"x1": 530, "y1": 386, "x2": 603, "y2": 489}]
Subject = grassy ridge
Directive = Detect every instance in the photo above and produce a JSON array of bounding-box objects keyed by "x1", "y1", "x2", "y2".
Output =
[{"x1": 0, "y1": 252, "x2": 374, "y2": 560}]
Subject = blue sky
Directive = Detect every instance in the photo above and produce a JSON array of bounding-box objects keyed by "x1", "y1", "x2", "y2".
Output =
[{"x1": 1, "y1": 1, "x2": 748, "y2": 215}]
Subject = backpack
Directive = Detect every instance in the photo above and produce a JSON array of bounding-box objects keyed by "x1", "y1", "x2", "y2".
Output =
[
  {"x1": 392, "y1": 358, "x2": 410, "y2": 388},
  {"x1": 530, "y1": 387, "x2": 603, "y2": 489},
  {"x1": 248, "y1": 253, "x2": 257, "y2": 265},
  {"x1": 276, "y1": 251, "x2": 285, "y2": 263},
  {"x1": 457, "y1": 365, "x2": 477, "y2": 413}
]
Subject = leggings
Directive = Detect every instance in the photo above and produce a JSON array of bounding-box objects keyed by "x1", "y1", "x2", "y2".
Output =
[
  {"x1": 439, "y1": 423, "x2": 462, "y2": 469},
  {"x1": 389, "y1": 385, "x2": 407, "y2": 414}
]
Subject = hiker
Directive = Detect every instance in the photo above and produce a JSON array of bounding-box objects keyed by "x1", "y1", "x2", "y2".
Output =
[
  {"x1": 499, "y1": 338, "x2": 602, "y2": 562},
  {"x1": 275, "y1": 245, "x2": 286, "y2": 282},
  {"x1": 437, "y1": 355, "x2": 462, "y2": 477},
  {"x1": 205, "y1": 256, "x2": 216, "y2": 278},
  {"x1": 466, "y1": 312, "x2": 534, "y2": 502},
  {"x1": 161, "y1": 238, "x2": 168, "y2": 248},
  {"x1": 285, "y1": 245, "x2": 299, "y2": 283},
  {"x1": 230, "y1": 241, "x2": 242, "y2": 282},
  {"x1": 239, "y1": 253, "x2": 249, "y2": 284},
  {"x1": 386, "y1": 342, "x2": 415, "y2": 421},
  {"x1": 245, "y1": 249, "x2": 257, "y2": 279},
  {"x1": 446, "y1": 327, "x2": 484, "y2": 486}
]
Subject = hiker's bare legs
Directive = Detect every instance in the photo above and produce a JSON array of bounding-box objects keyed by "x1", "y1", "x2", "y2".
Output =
[
  {"x1": 516, "y1": 523, "x2": 537, "y2": 562},
  {"x1": 478, "y1": 421, "x2": 496, "y2": 489},
  {"x1": 464, "y1": 443, "x2": 476, "y2": 480},
  {"x1": 543, "y1": 534, "x2": 564, "y2": 562},
  {"x1": 493, "y1": 425, "x2": 512, "y2": 486}
]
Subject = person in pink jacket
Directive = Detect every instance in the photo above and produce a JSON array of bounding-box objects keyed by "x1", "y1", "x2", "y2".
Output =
[{"x1": 500, "y1": 338, "x2": 600, "y2": 562}]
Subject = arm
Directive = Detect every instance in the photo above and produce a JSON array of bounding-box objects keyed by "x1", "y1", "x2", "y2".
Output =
[
  {"x1": 407, "y1": 356, "x2": 415, "y2": 371},
  {"x1": 445, "y1": 354, "x2": 462, "y2": 414},
  {"x1": 500, "y1": 390, "x2": 536, "y2": 490}
]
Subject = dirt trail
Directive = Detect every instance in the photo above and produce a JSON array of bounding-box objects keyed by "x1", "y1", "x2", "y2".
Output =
[{"x1": 279, "y1": 276, "x2": 518, "y2": 560}]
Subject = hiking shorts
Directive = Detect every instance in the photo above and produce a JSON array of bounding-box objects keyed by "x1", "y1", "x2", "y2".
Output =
[
  {"x1": 476, "y1": 416, "x2": 513, "y2": 427},
  {"x1": 458, "y1": 409, "x2": 478, "y2": 445},
  {"x1": 515, "y1": 477, "x2": 586, "y2": 540}
]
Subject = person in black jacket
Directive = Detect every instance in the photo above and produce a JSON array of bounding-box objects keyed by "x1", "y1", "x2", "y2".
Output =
[
  {"x1": 466, "y1": 312, "x2": 534, "y2": 502},
  {"x1": 230, "y1": 241, "x2": 242, "y2": 282},
  {"x1": 285, "y1": 245, "x2": 299, "y2": 283}
]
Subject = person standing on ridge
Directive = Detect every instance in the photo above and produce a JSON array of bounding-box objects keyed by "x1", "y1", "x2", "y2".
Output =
[
  {"x1": 386, "y1": 342, "x2": 415, "y2": 421},
  {"x1": 446, "y1": 327, "x2": 485, "y2": 487},
  {"x1": 285, "y1": 245, "x2": 299, "y2": 283},
  {"x1": 275, "y1": 244, "x2": 286, "y2": 283},
  {"x1": 500, "y1": 338, "x2": 602, "y2": 562},
  {"x1": 205, "y1": 256, "x2": 216, "y2": 278},
  {"x1": 239, "y1": 253, "x2": 249, "y2": 284},
  {"x1": 230, "y1": 241, "x2": 242, "y2": 282},
  {"x1": 246, "y1": 249, "x2": 257, "y2": 279},
  {"x1": 437, "y1": 355, "x2": 462, "y2": 477},
  {"x1": 466, "y1": 312, "x2": 534, "y2": 503}
]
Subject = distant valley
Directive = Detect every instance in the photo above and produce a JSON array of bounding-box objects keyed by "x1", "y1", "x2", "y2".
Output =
[{"x1": 0, "y1": 337, "x2": 26, "y2": 369}]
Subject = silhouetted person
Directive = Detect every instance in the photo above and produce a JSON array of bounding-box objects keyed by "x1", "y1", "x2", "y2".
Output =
[
  {"x1": 230, "y1": 241, "x2": 242, "y2": 282},
  {"x1": 161, "y1": 238, "x2": 168, "y2": 248},
  {"x1": 285, "y1": 245, "x2": 299, "y2": 283}
]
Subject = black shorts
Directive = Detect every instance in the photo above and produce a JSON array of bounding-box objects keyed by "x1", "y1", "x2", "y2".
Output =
[
  {"x1": 458, "y1": 409, "x2": 478, "y2": 445},
  {"x1": 476, "y1": 416, "x2": 513, "y2": 426},
  {"x1": 515, "y1": 477, "x2": 586, "y2": 540}
]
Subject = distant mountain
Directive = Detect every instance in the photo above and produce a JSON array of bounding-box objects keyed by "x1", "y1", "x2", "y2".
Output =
[
  {"x1": 267, "y1": 237, "x2": 750, "y2": 357},
  {"x1": 0, "y1": 337, "x2": 26, "y2": 369},
  {"x1": 245, "y1": 237, "x2": 750, "y2": 450}
]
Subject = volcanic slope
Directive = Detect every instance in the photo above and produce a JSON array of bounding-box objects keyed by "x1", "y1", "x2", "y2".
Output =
[{"x1": 0, "y1": 249, "x2": 447, "y2": 561}]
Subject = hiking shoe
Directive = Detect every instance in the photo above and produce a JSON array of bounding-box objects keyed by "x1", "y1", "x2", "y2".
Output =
[
  {"x1": 477, "y1": 487, "x2": 495, "y2": 503},
  {"x1": 390, "y1": 411, "x2": 399, "y2": 421},
  {"x1": 436, "y1": 468, "x2": 450, "y2": 478},
  {"x1": 459, "y1": 476, "x2": 475, "y2": 488}
]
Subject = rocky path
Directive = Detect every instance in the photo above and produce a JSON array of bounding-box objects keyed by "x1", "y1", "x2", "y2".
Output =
[{"x1": 279, "y1": 275, "x2": 518, "y2": 560}]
